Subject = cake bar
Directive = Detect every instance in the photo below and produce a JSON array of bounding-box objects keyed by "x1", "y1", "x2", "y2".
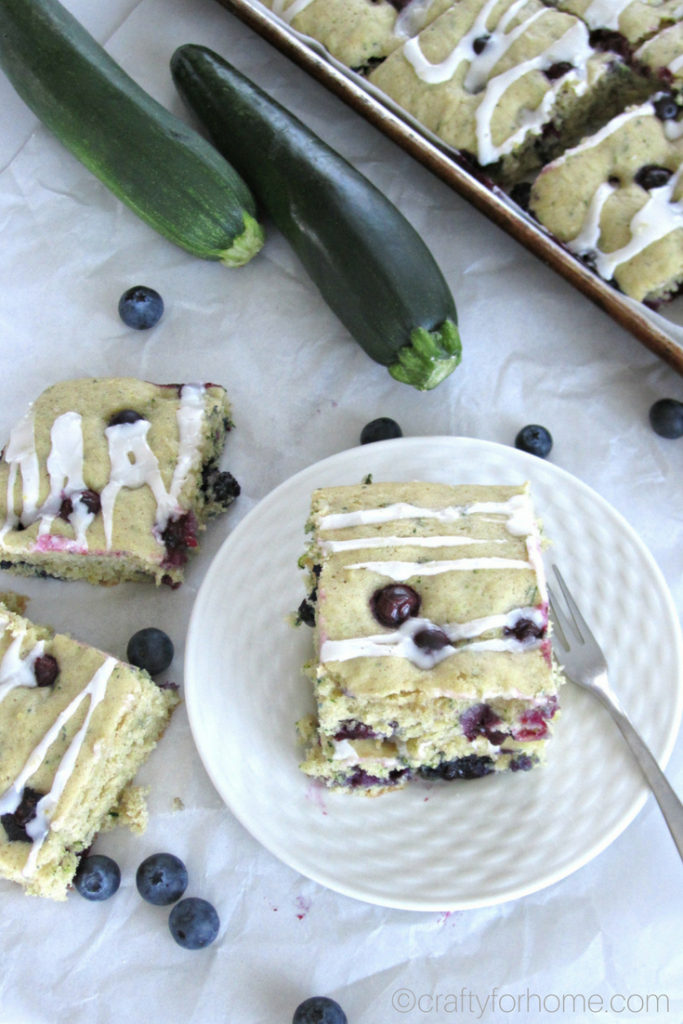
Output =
[
  {"x1": 528, "y1": 98, "x2": 683, "y2": 302},
  {"x1": 0, "y1": 377, "x2": 240, "y2": 586},
  {"x1": 298, "y1": 481, "x2": 560, "y2": 794},
  {"x1": 262, "y1": 0, "x2": 456, "y2": 69},
  {"x1": 0, "y1": 600, "x2": 179, "y2": 898}
]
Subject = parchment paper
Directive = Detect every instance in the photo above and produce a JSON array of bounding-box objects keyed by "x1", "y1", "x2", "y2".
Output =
[{"x1": 0, "y1": 1, "x2": 681, "y2": 1021}]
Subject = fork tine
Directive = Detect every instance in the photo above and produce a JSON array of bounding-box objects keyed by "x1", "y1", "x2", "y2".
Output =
[
  {"x1": 551, "y1": 564, "x2": 593, "y2": 644},
  {"x1": 546, "y1": 586, "x2": 570, "y2": 650}
]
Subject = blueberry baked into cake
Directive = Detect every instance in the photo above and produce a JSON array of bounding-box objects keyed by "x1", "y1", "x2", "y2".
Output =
[
  {"x1": 264, "y1": 0, "x2": 683, "y2": 303},
  {"x1": 0, "y1": 377, "x2": 240, "y2": 587},
  {"x1": 0, "y1": 598, "x2": 179, "y2": 898},
  {"x1": 297, "y1": 481, "x2": 561, "y2": 794}
]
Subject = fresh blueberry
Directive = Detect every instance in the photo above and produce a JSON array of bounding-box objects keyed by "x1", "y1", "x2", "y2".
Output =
[
  {"x1": 360, "y1": 417, "x2": 403, "y2": 444},
  {"x1": 370, "y1": 584, "x2": 420, "y2": 627},
  {"x1": 649, "y1": 398, "x2": 683, "y2": 439},
  {"x1": 168, "y1": 897, "x2": 220, "y2": 950},
  {"x1": 292, "y1": 996, "x2": 348, "y2": 1024},
  {"x1": 118, "y1": 285, "x2": 164, "y2": 330},
  {"x1": 127, "y1": 628, "x2": 174, "y2": 676},
  {"x1": 136, "y1": 852, "x2": 188, "y2": 905},
  {"x1": 514, "y1": 424, "x2": 553, "y2": 458},
  {"x1": 74, "y1": 854, "x2": 121, "y2": 901}
]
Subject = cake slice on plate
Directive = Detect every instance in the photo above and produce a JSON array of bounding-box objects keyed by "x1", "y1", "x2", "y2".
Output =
[
  {"x1": 297, "y1": 480, "x2": 561, "y2": 794},
  {"x1": 0, "y1": 377, "x2": 239, "y2": 586}
]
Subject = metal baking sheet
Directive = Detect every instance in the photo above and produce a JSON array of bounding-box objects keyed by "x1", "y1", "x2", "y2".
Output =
[{"x1": 213, "y1": 0, "x2": 683, "y2": 375}]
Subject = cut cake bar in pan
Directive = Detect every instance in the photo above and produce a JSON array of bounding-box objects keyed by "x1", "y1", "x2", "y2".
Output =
[
  {"x1": 0, "y1": 377, "x2": 240, "y2": 587},
  {"x1": 298, "y1": 481, "x2": 561, "y2": 794},
  {"x1": 0, "y1": 599, "x2": 179, "y2": 899},
  {"x1": 528, "y1": 98, "x2": 683, "y2": 302}
]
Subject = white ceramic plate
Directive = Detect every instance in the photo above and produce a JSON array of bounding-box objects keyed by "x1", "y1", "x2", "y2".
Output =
[{"x1": 185, "y1": 438, "x2": 683, "y2": 911}]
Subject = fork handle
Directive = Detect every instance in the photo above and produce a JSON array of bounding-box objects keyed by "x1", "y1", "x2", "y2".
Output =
[{"x1": 596, "y1": 693, "x2": 683, "y2": 861}]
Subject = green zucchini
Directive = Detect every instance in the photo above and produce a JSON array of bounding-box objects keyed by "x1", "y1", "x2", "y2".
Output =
[
  {"x1": 171, "y1": 45, "x2": 461, "y2": 390},
  {"x1": 0, "y1": 0, "x2": 263, "y2": 266}
]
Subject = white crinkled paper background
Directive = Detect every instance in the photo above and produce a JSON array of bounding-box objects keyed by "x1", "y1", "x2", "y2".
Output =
[{"x1": 0, "y1": 0, "x2": 681, "y2": 1021}]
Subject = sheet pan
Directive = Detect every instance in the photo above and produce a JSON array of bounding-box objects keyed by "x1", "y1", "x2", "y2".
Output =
[{"x1": 210, "y1": 0, "x2": 683, "y2": 375}]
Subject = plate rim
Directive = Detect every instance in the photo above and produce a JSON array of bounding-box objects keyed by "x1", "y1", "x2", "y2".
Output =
[{"x1": 185, "y1": 436, "x2": 683, "y2": 911}]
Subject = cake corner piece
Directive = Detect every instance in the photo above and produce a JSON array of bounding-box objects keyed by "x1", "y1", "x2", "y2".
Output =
[
  {"x1": 0, "y1": 597, "x2": 179, "y2": 900},
  {"x1": 0, "y1": 377, "x2": 240, "y2": 588}
]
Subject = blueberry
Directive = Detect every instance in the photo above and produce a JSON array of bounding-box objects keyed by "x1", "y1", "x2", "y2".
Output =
[
  {"x1": 360, "y1": 417, "x2": 403, "y2": 444},
  {"x1": 653, "y1": 92, "x2": 679, "y2": 122},
  {"x1": 509, "y1": 181, "x2": 531, "y2": 210},
  {"x1": 127, "y1": 628, "x2": 174, "y2": 676},
  {"x1": 74, "y1": 854, "x2": 121, "y2": 901},
  {"x1": 168, "y1": 897, "x2": 219, "y2": 950},
  {"x1": 634, "y1": 164, "x2": 672, "y2": 190},
  {"x1": 413, "y1": 626, "x2": 450, "y2": 651},
  {"x1": 33, "y1": 654, "x2": 59, "y2": 687},
  {"x1": 108, "y1": 409, "x2": 144, "y2": 427},
  {"x1": 514, "y1": 424, "x2": 553, "y2": 458},
  {"x1": 292, "y1": 996, "x2": 348, "y2": 1024},
  {"x1": 370, "y1": 584, "x2": 420, "y2": 627},
  {"x1": 472, "y1": 34, "x2": 490, "y2": 54},
  {"x1": 118, "y1": 285, "x2": 164, "y2": 330},
  {"x1": 544, "y1": 61, "x2": 574, "y2": 80},
  {"x1": 649, "y1": 398, "x2": 683, "y2": 439},
  {"x1": 418, "y1": 755, "x2": 494, "y2": 780},
  {"x1": 136, "y1": 852, "x2": 188, "y2": 905}
]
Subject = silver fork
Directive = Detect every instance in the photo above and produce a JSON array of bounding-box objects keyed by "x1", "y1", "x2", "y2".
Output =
[{"x1": 548, "y1": 565, "x2": 683, "y2": 862}]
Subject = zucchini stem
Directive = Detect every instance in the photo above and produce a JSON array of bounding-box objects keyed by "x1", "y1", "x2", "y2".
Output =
[
  {"x1": 220, "y1": 212, "x2": 265, "y2": 267},
  {"x1": 389, "y1": 319, "x2": 462, "y2": 391}
]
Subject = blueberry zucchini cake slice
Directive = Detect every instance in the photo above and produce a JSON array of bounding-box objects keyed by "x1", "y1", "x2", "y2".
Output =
[
  {"x1": 297, "y1": 481, "x2": 561, "y2": 794},
  {"x1": 0, "y1": 378, "x2": 240, "y2": 586},
  {"x1": 528, "y1": 96, "x2": 683, "y2": 302},
  {"x1": 0, "y1": 599, "x2": 179, "y2": 898}
]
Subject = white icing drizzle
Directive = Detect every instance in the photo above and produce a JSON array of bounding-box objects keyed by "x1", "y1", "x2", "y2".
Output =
[
  {"x1": 0, "y1": 406, "x2": 39, "y2": 541},
  {"x1": 581, "y1": 0, "x2": 632, "y2": 30},
  {"x1": 402, "y1": 0, "x2": 593, "y2": 163},
  {"x1": 0, "y1": 655, "x2": 116, "y2": 877},
  {"x1": 319, "y1": 493, "x2": 533, "y2": 533},
  {"x1": 669, "y1": 53, "x2": 683, "y2": 76},
  {"x1": 271, "y1": 0, "x2": 315, "y2": 21},
  {"x1": 395, "y1": 0, "x2": 444, "y2": 38},
  {"x1": 344, "y1": 556, "x2": 532, "y2": 580},
  {"x1": 96, "y1": 383, "x2": 207, "y2": 550},
  {"x1": 319, "y1": 534, "x2": 507, "y2": 554},
  {"x1": 0, "y1": 616, "x2": 45, "y2": 703},
  {"x1": 38, "y1": 412, "x2": 93, "y2": 548},
  {"x1": 321, "y1": 607, "x2": 545, "y2": 669}
]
